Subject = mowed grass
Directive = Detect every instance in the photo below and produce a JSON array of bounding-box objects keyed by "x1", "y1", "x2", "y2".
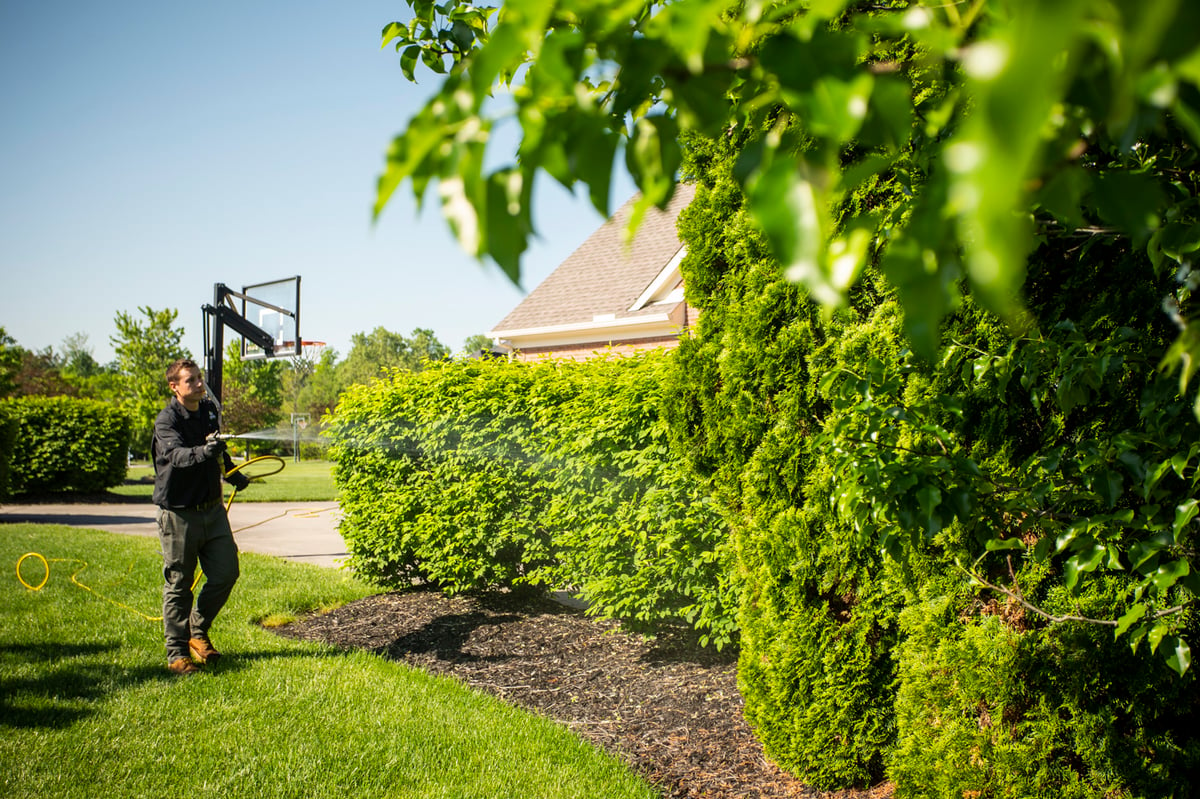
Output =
[
  {"x1": 113, "y1": 458, "x2": 339, "y2": 503},
  {"x1": 1, "y1": 524, "x2": 656, "y2": 799}
]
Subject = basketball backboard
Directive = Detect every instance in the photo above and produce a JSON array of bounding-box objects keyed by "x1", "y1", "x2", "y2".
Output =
[{"x1": 240, "y1": 276, "x2": 301, "y2": 360}]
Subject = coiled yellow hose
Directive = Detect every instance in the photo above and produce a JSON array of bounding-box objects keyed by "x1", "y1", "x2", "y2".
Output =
[{"x1": 14, "y1": 455, "x2": 294, "y2": 620}]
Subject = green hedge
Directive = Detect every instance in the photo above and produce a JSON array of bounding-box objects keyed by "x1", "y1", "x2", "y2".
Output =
[
  {"x1": 668, "y1": 139, "x2": 1200, "y2": 798},
  {"x1": 0, "y1": 405, "x2": 16, "y2": 501},
  {"x1": 327, "y1": 353, "x2": 737, "y2": 647},
  {"x1": 1, "y1": 396, "x2": 131, "y2": 495}
]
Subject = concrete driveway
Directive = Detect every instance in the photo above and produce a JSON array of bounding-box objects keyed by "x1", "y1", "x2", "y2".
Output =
[{"x1": 0, "y1": 501, "x2": 348, "y2": 569}]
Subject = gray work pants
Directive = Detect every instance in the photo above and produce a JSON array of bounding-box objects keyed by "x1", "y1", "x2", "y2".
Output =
[{"x1": 157, "y1": 504, "x2": 240, "y2": 663}]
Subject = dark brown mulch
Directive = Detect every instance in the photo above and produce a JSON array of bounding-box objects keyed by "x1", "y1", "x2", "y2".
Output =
[{"x1": 274, "y1": 587, "x2": 894, "y2": 799}]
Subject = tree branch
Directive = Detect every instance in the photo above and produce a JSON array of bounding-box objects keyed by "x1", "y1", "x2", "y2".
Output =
[{"x1": 955, "y1": 561, "x2": 1189, "y2": 628}]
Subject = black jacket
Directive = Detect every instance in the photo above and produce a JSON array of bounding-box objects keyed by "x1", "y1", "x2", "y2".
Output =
[{"x1": 152, "y1": 398, "x2": 245, "y2": 509}]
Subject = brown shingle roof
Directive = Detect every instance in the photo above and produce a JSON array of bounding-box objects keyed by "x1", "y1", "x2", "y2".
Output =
[{"x1": 491, "y1": 184, "x2": 696, "y2": 333}]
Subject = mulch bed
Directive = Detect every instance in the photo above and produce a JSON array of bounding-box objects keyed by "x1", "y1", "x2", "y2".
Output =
[{"x1": 274, "y1": 587, "x2": 894, "y2": 799}]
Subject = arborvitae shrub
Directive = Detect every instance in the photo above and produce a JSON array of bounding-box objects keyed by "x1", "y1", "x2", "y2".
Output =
[{"x1": 669, "y1": 128, "x2": 1200, "y2": 794}]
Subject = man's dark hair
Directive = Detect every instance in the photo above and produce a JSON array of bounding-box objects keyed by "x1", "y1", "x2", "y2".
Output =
[{"x1": 165, "y1": 358, "x2": 201, "y2": 385}]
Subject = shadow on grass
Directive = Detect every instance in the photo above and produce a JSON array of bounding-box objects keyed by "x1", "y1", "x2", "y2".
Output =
[
  {"x1": 2, "y1": 641, "x2": 148, "y2": 729},
  {"x1": 0, "y1": 641, "x2": 346, "y2": 729},
  {"x1": 7, "y1": 489, "x2": 152, "y2": 505}
]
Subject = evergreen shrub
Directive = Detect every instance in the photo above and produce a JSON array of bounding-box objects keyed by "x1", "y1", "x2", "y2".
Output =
[
  {"x1": 1, "y1": 396, "x2": 131, "y2": 494},
  {"x1": 327, "y1": 353, "x2": 737, "y2": 647},
  {"x1": 667, "y1": 143, "x2": 1200, "y2": 795}
]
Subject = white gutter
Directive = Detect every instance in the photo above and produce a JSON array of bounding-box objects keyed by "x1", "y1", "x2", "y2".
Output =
[{"x1": 490, "y1": 310, "x2": 682, "y2": 348}]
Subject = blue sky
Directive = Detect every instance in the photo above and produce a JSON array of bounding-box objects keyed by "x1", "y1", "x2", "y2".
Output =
[{"x1": 0, "y1": 1, "x2": 633, "y2": 364}]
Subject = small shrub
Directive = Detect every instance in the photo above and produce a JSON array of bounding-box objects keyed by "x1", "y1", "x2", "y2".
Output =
[{"x1": 2, "y1": 396, "x2": 131, "y2": 494}]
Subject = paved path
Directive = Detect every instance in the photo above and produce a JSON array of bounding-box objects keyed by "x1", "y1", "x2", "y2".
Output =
[{"x1": 0, "y1": 501, "x2": 348, "y2": 569}]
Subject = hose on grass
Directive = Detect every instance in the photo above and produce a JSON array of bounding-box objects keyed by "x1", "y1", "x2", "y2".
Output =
[
  {"x1": 16, "y1": 552, "x2": 164, "y2": 622},
  {"x1": 13, "y1": 454, "x2": 310, "y2": 621}
]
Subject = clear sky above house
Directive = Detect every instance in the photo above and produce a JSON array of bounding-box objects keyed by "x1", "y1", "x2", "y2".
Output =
[{"x1": 0, "y1": 0, "x2": 636, "y2": 362}]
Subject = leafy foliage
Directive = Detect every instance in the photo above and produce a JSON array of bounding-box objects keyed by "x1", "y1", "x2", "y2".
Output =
[
  {"x1": 375, "y1": 0, "x2": 1200, "y2": 413},
  {"x1": 220, "y1": 341, "x2": 285, "y2": 439},
  {"x1": 0, "y1": 404, "x2": 16, "y2": 500},
  {"x1": 110, "y1": 306, "x2": 189, "y2": 457},
  {"x1": 327, "y1": 353, "x2": 737, "y2": 647},
  {"x1": 0, "y1": 327, "x2": 20, "y2": 397},
  {"x1": 0, "y1": 396, "x2": 131, "y2": 495},
  {"x1": 337, "y1": 326, "x2": 450, "y2": 388}
]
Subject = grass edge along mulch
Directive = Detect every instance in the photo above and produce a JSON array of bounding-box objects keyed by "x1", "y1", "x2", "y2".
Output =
[
  {"x1": 1, "y1": 523, "x2": 655, "y2": 799},
  {"x1": 277, "y1": 587, "x2": 897, "y2": 799}
]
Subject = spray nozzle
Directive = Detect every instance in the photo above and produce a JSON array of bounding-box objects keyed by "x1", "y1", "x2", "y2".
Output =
[{"x1": 207, "y1": 432, "x2": 239, "y2": 442}]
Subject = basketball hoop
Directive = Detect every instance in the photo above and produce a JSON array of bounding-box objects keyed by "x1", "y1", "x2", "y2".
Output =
[{"x1": 293, "y1": 340, "x2": 327, "y2": 362}]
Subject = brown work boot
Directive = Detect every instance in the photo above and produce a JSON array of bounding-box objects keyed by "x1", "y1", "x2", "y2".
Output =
[
  {"x1": 188, "y1": 638, "x2": 222, "y2": 664},
  {"x1": 168, "y1": 657, "x2": 200, "y2": 675}
]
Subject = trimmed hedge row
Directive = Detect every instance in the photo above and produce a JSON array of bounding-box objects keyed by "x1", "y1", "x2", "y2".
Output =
[
  {"x1": 0, "y1": 405, "x2": 16, "y2": 500},
  {"x1": 327, "y1": 353, "x2": 737, "y2": 647},
  {"x1": 0, "y1": 396, "x2": 131, "y2": 495}
]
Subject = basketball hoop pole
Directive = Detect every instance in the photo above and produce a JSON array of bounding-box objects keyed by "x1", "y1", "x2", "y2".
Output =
[{"x1": 202, "y1": 282, "x2": 296, "y2": 403}]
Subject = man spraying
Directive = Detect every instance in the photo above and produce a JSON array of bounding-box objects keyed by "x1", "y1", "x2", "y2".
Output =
[{"x1": 152, "y1": 358, "x2": 249, "y2": 675}]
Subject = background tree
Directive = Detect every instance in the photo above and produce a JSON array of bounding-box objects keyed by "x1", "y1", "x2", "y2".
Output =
[
  {"x1": 337, "y1": 326, "x2": 449, "y2": 387},
  {"x1": 111, "y1": 307, "x2": 189, "y2": 457},
  {"x1": 220, "y1": 341, "x2": 285, "y2": 454},
  {"x1": 460, "y1": 332, "x2": 495, "y2": 356},
  {"x1": 57, "y1": 332, "x2": 121, "y2": 401},
  {"x1": 285, "y1": 346, "x2": 342, "y2": 424},
  {"x1": 58, "y1": 332, "x2": 103, "y2": 380},
  {"x1": 0, "y1": 328, "x2": 24, "y2": 398},
  {"x1": 13, "y1": 347, "x2": 76, "y2": 397}
]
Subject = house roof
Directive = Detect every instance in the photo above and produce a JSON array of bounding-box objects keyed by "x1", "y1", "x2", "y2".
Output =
[{"x1": 490, "y1": 184, "x2": 697, "y2": 342}]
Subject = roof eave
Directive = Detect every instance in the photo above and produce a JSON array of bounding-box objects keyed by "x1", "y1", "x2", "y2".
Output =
[{"x1": 490, "y1": 309, "x2": 685, "y2": 348}]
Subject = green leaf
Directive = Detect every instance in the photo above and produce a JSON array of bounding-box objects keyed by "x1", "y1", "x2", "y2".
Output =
[
  {"x1": 878, "y1": 183, "x2": 960, "y2": 360},
  {"x1": 647, "y1": 0, "x2": 729, "y2": 74},
  {"x1": 985, "y1": 537, "x2": 1026, "y2": 551},
  {"x1": 1064, "y1": 539, "x2": 1105, "y2": 592},
  {"x1": 1148, "y1": 620, "x2": 1170, "y2": 654},
  {"x1": 626, "y1": 115, "x2": 681, "y2": 209},
  {"x1": 1093, "y1": 170, "x2": 1165, "y2": 244},
  {"x1": 485, "y1": 169, "x2": 532, "y2": 283},
  {"x1": 400, "y1": 45, "x2": 421, "y2": 83},
  {"x1": 1129, "y1": 535, "x2": 1168, "y2": 573},
  {"x1": 1151, "y1": 558, "x2": 1191, "y2": 595},
  {"x1": 381, "y1": 21, "x2": 408, "y2": 48},
  {"x1": 916, "y1": 483, "x2": 942, "y2": 538},
  {"x1": 1092, "y1": 469, "x2": 1124, "y2": 509},
  {"x1": 1036, "y1": 167, "x2": 1088, "y2": 230},
  {"x1": 860, "y1": 75, "x2": 913, "y2": 152},
  {"x1": 1128, "y1": 621, "x2": 1150, "y2": 654},
  {"x1": 746, "y1": 157, "x2": 840, "y2": 306},
  {"x1": 1115, "y1": 603, "x2": 1148, "y2": 637},
  {"x1": 1174, "y1": 498, "x2": 1198, "y2": 538},
  {"x1": 1164, "y1": 636, "x2": 1191, "y2": 676}
]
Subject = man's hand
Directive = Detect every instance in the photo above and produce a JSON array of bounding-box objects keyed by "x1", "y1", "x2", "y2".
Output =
[
  {"x1": 202, "y1": 436, "x2": 226, "y2": 460},
  {"x1": 228, "y1": 471, "x2": 250, "y2": 491}
]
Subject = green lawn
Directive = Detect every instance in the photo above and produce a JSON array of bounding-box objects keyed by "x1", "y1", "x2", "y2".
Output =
[
  {"x1": 1, "y1": 524, "x2": 655, "y2": 799},
  {"x1": 113, "y1": 458, "x2": 339, "y2": 502}
]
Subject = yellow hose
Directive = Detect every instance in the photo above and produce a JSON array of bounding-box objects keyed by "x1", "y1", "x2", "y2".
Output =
[
  {"x1": 224, "y1": 455, "x2": 286, "y2": 512},
  {"x1": 14, "y1": 454, "x2": 293, "y2": 621}
]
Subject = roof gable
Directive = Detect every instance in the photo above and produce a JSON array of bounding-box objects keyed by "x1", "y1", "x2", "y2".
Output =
[{"x1": 491, "y1": 184, "x2": 696, "y2": 336}]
